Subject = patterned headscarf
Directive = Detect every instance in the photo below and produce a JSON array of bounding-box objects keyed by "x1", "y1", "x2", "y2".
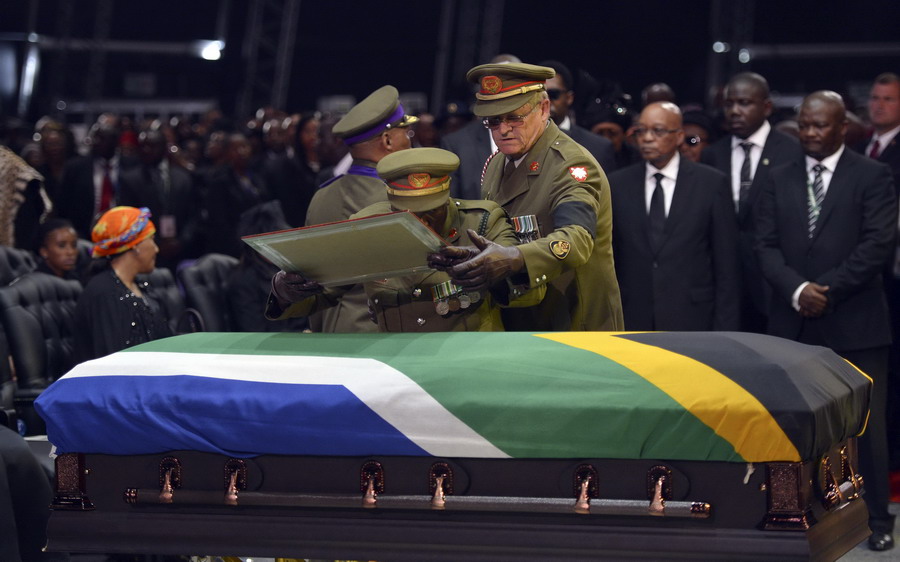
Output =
[{"x1": 91, "y1": 206, "x2": 156, "y2": 258}]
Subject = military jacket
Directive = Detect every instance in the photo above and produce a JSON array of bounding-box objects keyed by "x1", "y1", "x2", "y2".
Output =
[
  {"x1": 271, "y1": 198, "x2": 541, "y2": 332},
  {"x1": 482, "y1": 120, "x2": 624, "y2": 331},
  {"x1": 303, "y1": 160, "x2": 387, "y2": 333}
]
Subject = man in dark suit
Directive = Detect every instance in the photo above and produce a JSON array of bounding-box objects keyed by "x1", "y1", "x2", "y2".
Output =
[
  {"x1": 57, "y1": 121, "x2": 139, "y2": 238},
  {"x1": 609, "y1": 102, "x2": 740, "y2": 331},
  {"x1": 702, "y1": 72, "x2": 803, "y2": 333},
  {"x1": 756, "y1": 91, "x2": 897, "y2": 551},
  {"x1": 856, "y1": 71, "x2": 900, "y2": 482},
  {"x1": 539, "y1": 60, "x2": 616, "y2": 175},
  {"x1": 118, "y1": 130, "x2": 202, "y2": 270},
  {"x1": 858, "y1": 72, "x2": 900, "y2": 189},
  {"x1": 440, "y1": 118, "x2": 492, "y2": 201}
]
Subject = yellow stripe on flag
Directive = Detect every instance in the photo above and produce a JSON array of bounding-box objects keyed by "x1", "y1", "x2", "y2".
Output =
[{"x1": 537, "y1": 332, "x2": 801, "y2": 462}]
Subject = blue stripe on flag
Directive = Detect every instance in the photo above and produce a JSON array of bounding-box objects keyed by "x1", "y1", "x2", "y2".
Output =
[{"x1": 37, "y1": 375, "x2": 428, "y2": 457}]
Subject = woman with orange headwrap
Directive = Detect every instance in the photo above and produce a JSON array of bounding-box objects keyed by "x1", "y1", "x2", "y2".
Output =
[{"x1": 74, "y1": 206, "x2": 172, "y2": 361}]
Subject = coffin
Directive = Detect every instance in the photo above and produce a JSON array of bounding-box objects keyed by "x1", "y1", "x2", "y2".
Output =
[{"x1": 36, "y1": 331, "x2": 872, "y2": 560}]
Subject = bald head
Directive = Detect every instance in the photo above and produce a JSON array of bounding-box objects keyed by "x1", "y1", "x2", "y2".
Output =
[
  {"x1": 722, "y1": 72, "x2": 773, "y2": 139},
  {"x1": 798, "y1": 90, "x2": 847, "y2": 160},
  {"x1": 726, "y1": 72, "x2": 770, "y2": 98},
  {"x1": 635, "y1": 102, "x2": 685, "y2": 168}
]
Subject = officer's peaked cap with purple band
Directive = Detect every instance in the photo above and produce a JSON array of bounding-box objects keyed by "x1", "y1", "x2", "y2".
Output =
[{"x1": 332, "y1": 85, "x2": 419, "y2": 145}]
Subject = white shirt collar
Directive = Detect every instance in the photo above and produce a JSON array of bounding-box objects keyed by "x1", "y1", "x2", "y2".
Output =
[
  {"x1": 647, "y1": 152, "x2": 681, "y2": 181},
  {"x1": 805, "y1": 144, "x2": 845, "y2": 173},
  {"x1": 873, "y1": 124, "x2": 900, "y2": 148},
  {"x1": 559, "y1": 116, "x2": 572, "y2": 131},
  {"x1": 732, "y1": 120, "x2": 771, "y2": 151}
]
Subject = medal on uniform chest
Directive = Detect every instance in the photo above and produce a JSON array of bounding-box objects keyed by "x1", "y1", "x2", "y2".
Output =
[
  {"x1": 511, "y1": 214, "x2": 541, "y2": 243},
  {"x1": 431, "y1": 281, "x2": 458, "y2": 316}
]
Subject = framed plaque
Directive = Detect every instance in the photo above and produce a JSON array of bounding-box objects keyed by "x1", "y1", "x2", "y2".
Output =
[{"x1": 241, "y1": 211, "x2": 445, "y2": 286}]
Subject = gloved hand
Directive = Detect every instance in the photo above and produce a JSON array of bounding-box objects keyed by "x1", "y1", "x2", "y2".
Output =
[
  {"x1": 271, "y1": 270, "x2": 323, "y2": 306},
  {"x1": 427, "y1": 245, "x2": 479, "y2": 271},
  {"x1": 443, "y1": 229, "x2": 524, "y2": 290}
]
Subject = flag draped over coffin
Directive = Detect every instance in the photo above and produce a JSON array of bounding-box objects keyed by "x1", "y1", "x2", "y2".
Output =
[{"x1": 35, "y1": 331, "x2": 870, "y2": 463}]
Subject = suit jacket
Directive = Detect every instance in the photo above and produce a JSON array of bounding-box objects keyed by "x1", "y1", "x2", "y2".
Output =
[
  {"x1": 482, "y1": 120, "x2": 623, "y2": 331},
  {"x1": 854, "y1": 134, "x2": 900, "y2": 195},
  {"x1": 118, "y1": 161, "x2": 202, "y2": 266},
  {"x1": 440, "y1": 120, "x2": 492, "y2": 201},
  {"x1": 755, "y1": 148, "x2": 897, "y2": 351},
  {"x1": 58, "y1": 154, "x2": 139, "y2": 238},
  {"x1": 609, "y1": 159, "x2": 741, "y2": 331},
  {"x1": 701, "y1": 128, "x2": 803, "y2": 319},
  {"x1": 562, "y1": 124, "x2": 617, "y2": 175}
]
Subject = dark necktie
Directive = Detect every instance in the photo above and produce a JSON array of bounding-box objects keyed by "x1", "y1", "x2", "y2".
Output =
[
  {"x1": 502, "y1": 158, "x2": 516, "y2": 183},
  {"x1": 99, "y1": 161, "x2": 114, "y2": 213},
  {"x1": 869, "y1": 139, "x2": 881, "y2": 159},
  {"x1": 649, "y1": 172, "x2": 666, "y2": 252},
  {"x1": 807, "y1": 164, "x2": 825, "y2": 239},
  {"x1": 738, "y1": 142, "x2": 753, "y2": 212}
]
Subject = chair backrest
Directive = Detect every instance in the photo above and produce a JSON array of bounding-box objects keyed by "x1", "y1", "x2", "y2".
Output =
[
  {"x1": 178, "y1": 253, "x2": 239, "y2": 332},
  {"x1": 136, "y1": 267, "x2": 186, "y2": 334},
  {"x1": 0, "y1": 245, "x2": 37, "y2": 286},
  {"x1": 0, "y1": 272, "x2": 82, "y2": 389}
]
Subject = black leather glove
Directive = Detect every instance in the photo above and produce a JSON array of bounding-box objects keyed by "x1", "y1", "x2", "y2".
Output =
[
  {"x1": 271, "y1": 271, "x2": 323, "y2": 307},
  {"x1": 427, "y1": 245, "x2": 480, "y2": 271},
  {"x1": 444, "y1": 229, "x2": 525, "y2": 290}
]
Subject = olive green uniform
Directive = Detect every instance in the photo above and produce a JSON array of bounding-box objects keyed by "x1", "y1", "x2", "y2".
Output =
[
  {"x1": 483, "y1": 120, "x2": 624, "y2": 331},
  {"x1": 271, "y1": 198, "x2": 540, "y2": 332},
  {"x1": 303, "y1": 159, "x2": 387, "y2": 333}
]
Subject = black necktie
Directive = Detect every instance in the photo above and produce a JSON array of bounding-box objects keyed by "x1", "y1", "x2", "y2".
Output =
[
  {"x1": 739, "y1": 142, "x2": 753, "y2": 212},
  {"x1": 649, "y1": 172, "x2": 666, "y2": 252}
]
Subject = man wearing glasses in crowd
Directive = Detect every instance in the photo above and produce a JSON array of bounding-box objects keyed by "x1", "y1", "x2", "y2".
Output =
[
  {"x1": 538, "y1": 59, "x2": 616, "y2": 174},
  {"x1": 433, "y1": 62, "x2": 623, "y2": 332},
  {"x1": 608, "y1": 102, "x2": 740, "y2": 331}
]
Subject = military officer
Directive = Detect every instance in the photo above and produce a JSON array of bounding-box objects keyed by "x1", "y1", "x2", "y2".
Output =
[
  {"x1": 437, "y1": 62, "x2": 623, "y2": 331},
  {"x1": 304, "y1": 85, "x2": 416, "y2": 332},
  {"x1": 267, "y1": 148, "x2": 542, "y2": 332}
]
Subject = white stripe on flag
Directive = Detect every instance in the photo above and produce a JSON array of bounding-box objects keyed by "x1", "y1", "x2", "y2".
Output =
[{"x1": 64, "y1": 352, "x2": 509, "y2": 458}]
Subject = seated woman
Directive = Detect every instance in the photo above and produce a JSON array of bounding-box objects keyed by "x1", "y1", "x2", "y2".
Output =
[
  {"x1": 74, "y1": 206, "x2": 172, "y2": 362},
  {"x1": 33, "y1": 218, "x2": 80, "y2": 282}
]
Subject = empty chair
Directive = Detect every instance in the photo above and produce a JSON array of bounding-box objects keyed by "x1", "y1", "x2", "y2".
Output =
[
  {"x1": 0, "y1": 272, "x2": 81, "y2": 434},
  {"x1": 136, "y1": 266, "x2": 196, "y2": 334},
  {"x1": 178, "y1": 253, "x2": 239, "y2": 332}
]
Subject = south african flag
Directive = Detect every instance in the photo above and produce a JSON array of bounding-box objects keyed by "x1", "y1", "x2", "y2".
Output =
[{"x1": 35, "y1": 331, "x2": 869, "y2": 463}]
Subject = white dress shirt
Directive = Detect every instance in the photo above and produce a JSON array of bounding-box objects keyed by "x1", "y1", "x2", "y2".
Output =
[
  {"x1": 645, "y1": 152, "x2": 680, "y2": 216},
  {"x1": 730, "y1": 120, "x2": 771, "y2": 205},
  {"x1": 865, "y1": 124, "x2": 900, "y2": 158},
  {"x1": 791, "y1": 144, "x2": 846, "y2": 309}
]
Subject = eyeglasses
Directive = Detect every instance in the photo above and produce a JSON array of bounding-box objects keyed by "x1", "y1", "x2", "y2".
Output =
[
  {"x1": 547, "y1": 88, "x2": 565, "y2": 101},
  {"x1": 684, "y1": 135, "x2": 706, "y2": 146},
  {"x1": 482, "y1": 104, "x2": 539, "y2": 130},
  {"x1": 633, "y1": 126, "x2": 681, "y2": 138}
]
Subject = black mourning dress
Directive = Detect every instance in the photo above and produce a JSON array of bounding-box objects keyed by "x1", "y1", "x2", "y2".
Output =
[{"x1": 74, "y1": 269, "x2": 172, "y2": 362}]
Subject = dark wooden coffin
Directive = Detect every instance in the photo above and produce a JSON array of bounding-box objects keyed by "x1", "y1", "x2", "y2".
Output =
[{"x1": 48, "y1": 440, "x2": 869, "y2": 561}]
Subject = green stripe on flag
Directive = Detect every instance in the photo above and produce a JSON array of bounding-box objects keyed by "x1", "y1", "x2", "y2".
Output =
[{"x1": 130, "y1": 333, "x2": 743, "y2": 461}]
